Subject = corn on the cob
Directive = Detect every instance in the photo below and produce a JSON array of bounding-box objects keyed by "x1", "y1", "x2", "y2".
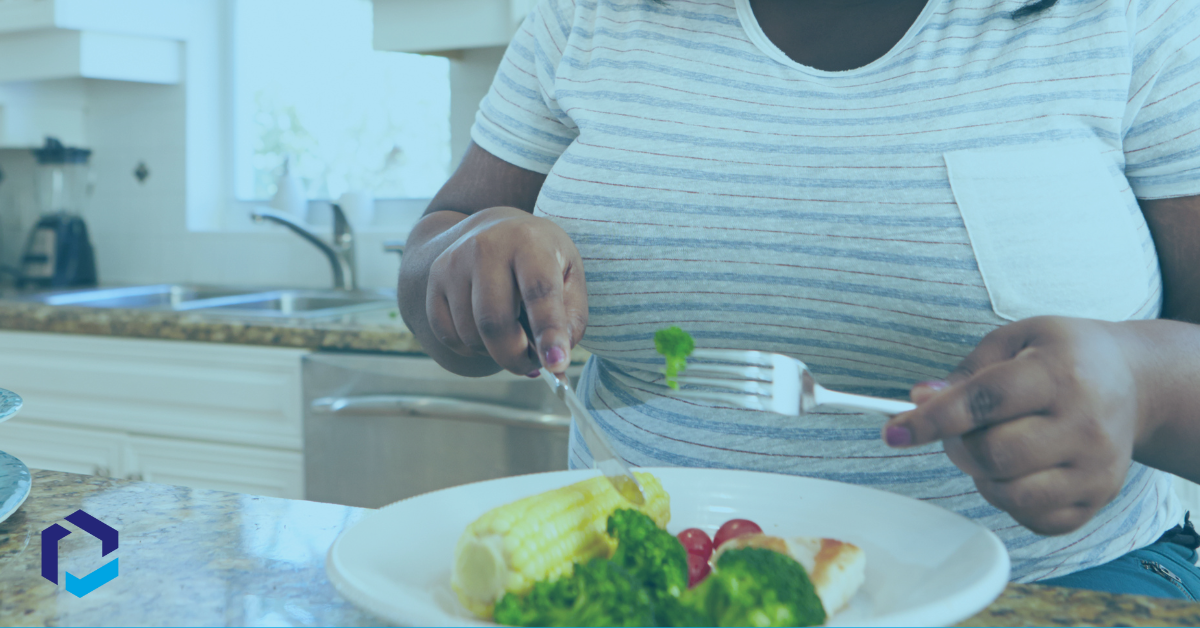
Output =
[{"x1": 451, "y1": 472, "x2": 670, "y2": 618}]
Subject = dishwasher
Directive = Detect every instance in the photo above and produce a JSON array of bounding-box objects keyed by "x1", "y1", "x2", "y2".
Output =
[{"x1": 303, "y1": 352, "x2": 577, "y2": 508}]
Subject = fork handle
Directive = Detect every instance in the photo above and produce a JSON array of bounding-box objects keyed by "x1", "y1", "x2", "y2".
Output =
[{"x1": 813, "y1": 386, "x2": 917, "y2": 416}]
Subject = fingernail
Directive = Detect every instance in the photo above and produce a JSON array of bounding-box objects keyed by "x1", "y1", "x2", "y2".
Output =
[
  {"x1": 545, "y1": 346, "x2": 566, "y2": 367},
  {"x1": 916, "y1": 380, "x2": 949, "y2": 391},
  {"x1": 885, "y1": 425, "x2": 913, "y2": 448},
  {"x1": 527, "y1": 370, "x2": 541, "y2": 378}
]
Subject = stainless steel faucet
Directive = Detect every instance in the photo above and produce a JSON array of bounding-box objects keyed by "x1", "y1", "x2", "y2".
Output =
[{"x1": 251, "y1": 204, "x2": 357, "y2": 290}]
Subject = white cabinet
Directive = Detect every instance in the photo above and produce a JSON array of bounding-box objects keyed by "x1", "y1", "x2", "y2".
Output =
[
  {"x1": 126, "y1": 435, "x2": 303, "y2": 499},
  {"x1": 0, "y1": 331, "x2": 308, "y2": 498},
  {"x1": 373, "y1": 0, "x2": 535, "y2": 54},
  {"x1": 0, "y1": 420, "x2": 124, "y2": 478}
]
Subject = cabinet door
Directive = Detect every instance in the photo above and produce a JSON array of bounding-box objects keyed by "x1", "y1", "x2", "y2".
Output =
[
  {"x1": 0, "y1": 419, "x2": 125, "y2": 478},
  {"x1": 0, "y1": 331, "x2": 306, "y2": 450},
  {"x1": 125, "y1": 435, "x2": 303, "y2": 499}
]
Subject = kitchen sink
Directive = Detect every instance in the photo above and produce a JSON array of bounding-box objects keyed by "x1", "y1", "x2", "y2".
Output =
[
  {"x1": 19, "y1": 284, "x2": 264, "y2": 309},
  {"x1": 15, "y1": 284, "x2": 397, "y2": 319},
  {"x1": 184, "y1": 289, "x2": 396, "y2": 319}
]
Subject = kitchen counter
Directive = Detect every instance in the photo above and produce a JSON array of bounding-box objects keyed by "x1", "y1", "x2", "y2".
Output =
[
  {"x1": 0, "y1": 298, "x2": 593, "y2": 360},
  {"x1": 0, "y1": 297, "x2": 421, "y2": 353},
  {"x1": 1, "y1": 471, "x2": 1197, "y2": 627}
]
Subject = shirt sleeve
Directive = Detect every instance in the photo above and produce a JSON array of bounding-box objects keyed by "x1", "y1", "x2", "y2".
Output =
[
  {"x1": 1122, "y1": 0, "x2": 1200, "y2": 200},
  {"x1": 470, "y1": 0, "x2": 579, "y2": 174}
]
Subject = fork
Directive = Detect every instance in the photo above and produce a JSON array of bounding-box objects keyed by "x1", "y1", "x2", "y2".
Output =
[{"x1": 663, "y1": 349, "x2": 917, "y2": 416}]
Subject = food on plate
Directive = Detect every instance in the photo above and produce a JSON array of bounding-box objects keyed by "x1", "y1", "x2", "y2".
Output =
[
  {"x1": 713, "y1": 518, "x2": 764, "y2": 549},
  {"x1": 450, "y1": 473, "x2": 670, "y2": 617},
  {"x1": 714, "y1": 533, "x2": 867, "y2": 616},
  {"x1": 685, "y1": 553, "x2": 711, "y2": 588},
  {"x1": 654, "y1": 326, "x2": 694, "y2": 389},
  {"x1": 453, "y1": 475, "x2": 864, "y2": 627},
  {"x1": 673, "y1": 546, "x2": 827, "y2": 627},
  {"x1": 676, "y1": 528, "x2": 713, "y2": 561},
  {"x1": 494, "y1": 509, "x2": 687, "y2": 627}
]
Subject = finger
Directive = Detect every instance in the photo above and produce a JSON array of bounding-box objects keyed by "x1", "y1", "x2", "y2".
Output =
[
  {"x1": 910, "y1": 379, "x2": 950, "y2": 405},
  {"x1": 427, "y1": 286, "x2": 468, "y2": 355},
  {"x1": 907, "y1": 321, "x2": 1036, "y2": 414},
  {"x1": 562, "y1": 255, "x2": 589, "y2": 349},
  {"x1": 944, "y1": 415, "x2": 1076, "y2": 480},
  {"x1": 472, "y1": 265, "x2": 540, "y2": 375},
  {"x1": 944, "y1": 320, "x2": 1037, "y2": 386},
  {"x1": 515, "y1": 249, "x2": 572, "y2": 373},
  {"x1": 447, "y1": 280, "x2": 489, "y2": 357},
  {"x1": 885, "y1": 352, "x2": 1056, "y2": 447},
  {"x1": 975, "y1": 467, "x2": 1106, "y2": 535}
]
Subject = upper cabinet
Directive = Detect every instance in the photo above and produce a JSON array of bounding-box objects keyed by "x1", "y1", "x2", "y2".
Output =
[
  {"x1": 0, "y1": 0, "x2": 183, "y2": 84},
  {"x1": 0, "y1": 0, "x2": 186, "y2": 147},
  {"x1": 372, "y1": 0, "x2": 537, "y2": 54}
]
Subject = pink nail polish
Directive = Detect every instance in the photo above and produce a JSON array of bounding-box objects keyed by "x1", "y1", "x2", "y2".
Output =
[
  {"x1": 527, "y1": 370, "x2": 541, "y2": 378},
  {"x1": 546, "y1": 346, "x2": 566, "y2": 366},
  {"x1": 885, "y1": 425, "x2": 913, "y2": 447},
  {"x1": 917, "y1": 380, "x2": 949, "y2": 391}
]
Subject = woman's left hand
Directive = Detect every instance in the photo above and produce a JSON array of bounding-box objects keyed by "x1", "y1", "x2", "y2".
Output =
[{"x1": 882, "y1": 316, "x2": 1150, "y2": 536}]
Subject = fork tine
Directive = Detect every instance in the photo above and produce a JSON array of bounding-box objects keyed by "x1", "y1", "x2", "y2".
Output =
[
  {"x1": 690, "y1": 349, "x2": 773, "y2": 365},
  {"x1": 669, "y1": 389, "x2": 767, "y2": 410},
  {"x1": 673, "y1": 363, "x2": 773, "y2": 380},
  {"x1": 673, "y1": 376, "x2": 771, "y2": 395}
]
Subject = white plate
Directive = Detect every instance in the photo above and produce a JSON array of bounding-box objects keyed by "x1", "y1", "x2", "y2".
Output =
[
  {"x1": 0, "y1": 450, "x2": 31, "y2": 525},
  {"x1": 0, "y1": 388, "x2": 21, "y2": 425},
  {"x1": 327, "y1": 468, "x2": 1010, "y2": 627}
]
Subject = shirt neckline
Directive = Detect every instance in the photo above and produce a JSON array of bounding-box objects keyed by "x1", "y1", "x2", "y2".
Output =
[{"x1": 734, "y1": 0, "x2": 944, "y2": 78}]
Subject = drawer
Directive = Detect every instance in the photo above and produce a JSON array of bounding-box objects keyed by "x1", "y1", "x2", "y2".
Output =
[{"x1": 0, "y1": 331, "x2": 305, "y2": 449}]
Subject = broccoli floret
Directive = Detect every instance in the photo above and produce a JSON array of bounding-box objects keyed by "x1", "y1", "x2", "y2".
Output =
[
  {"x1": 607, "y1": 509, "x2": 690, "y2": 601},
  {"x1": 493, "y1": 558, "x2": 656, "y2": 627},
  {"x1": 654, "y1": 327, "x2": 695, "y2": 389},
  {"x1": 685, "y1": 547, "x2": 826, "y2": 627}
]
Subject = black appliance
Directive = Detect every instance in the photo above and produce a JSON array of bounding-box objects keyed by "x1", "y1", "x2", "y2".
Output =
[{"x1": 18, "y1": 138, "x2": 96, "y2": 288}]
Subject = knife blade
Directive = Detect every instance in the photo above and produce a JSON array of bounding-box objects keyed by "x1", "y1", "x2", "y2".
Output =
[{"x1": 539, "y1": 369, "x2": 646, "y2": 505}]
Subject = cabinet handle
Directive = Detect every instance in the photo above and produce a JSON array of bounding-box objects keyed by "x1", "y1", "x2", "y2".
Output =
[{"x1": 311, "y1": 395, "x2": 571, "y2": 430}]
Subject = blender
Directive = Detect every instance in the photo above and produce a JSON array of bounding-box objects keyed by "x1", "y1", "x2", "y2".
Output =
[{"x1": 18, "y1": 137, "x2": 97, "y2": 288}]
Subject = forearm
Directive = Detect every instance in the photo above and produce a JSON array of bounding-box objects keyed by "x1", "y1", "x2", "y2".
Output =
[
  {"x1": 398, "y1": 210, "x2": 505, "y2": 377},
  {"x1": 1120, "y1": 318, "x2": 1200, "y2": 481}
]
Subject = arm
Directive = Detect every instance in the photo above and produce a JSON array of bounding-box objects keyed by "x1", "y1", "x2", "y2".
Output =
[
  {"x1": 1125, "y1": 195, "x2": 1200, "y2": 481},
  {"x1": 399, "y1": 143, "x2": 585, "y2": 378},
  {"x1": 878, "y1": 195, "x2": 1200, "y2": 534}
]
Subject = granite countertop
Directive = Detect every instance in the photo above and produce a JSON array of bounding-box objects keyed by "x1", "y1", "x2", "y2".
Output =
[
  {"x1": 0, "y1": 295, "x2": 592, "y2": 361},
  {"x1": 0, "y1": 296, "x2": 423, "y2": 353},
  {"x1": 1, "y1": 470, "x2": 1197, "y2": 627}
]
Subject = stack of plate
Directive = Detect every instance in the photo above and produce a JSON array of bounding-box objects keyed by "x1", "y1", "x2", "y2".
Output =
[{"x1": 0, "y1": 388, "x2": 30, "y2": 525}]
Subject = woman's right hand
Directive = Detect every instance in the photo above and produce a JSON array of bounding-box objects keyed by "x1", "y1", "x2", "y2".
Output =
[{"x1": 425, "y1": 206, "x2": 587, "y2": 376}]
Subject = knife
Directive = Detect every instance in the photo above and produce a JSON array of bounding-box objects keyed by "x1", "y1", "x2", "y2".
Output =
[{"x1": 538, "y1": 369, "x2": 646, "y2": 505}]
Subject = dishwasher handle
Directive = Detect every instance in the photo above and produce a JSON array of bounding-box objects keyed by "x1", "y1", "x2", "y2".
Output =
[{"x1": 311, "y1": 394, "x2": 571, "y2": 430}]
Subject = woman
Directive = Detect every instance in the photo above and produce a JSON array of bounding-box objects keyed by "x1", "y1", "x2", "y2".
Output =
[{"x1": 400, "y1": 0, "x2": 1200, "y2": 596}]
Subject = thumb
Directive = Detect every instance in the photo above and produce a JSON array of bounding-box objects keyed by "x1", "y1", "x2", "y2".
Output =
[{"x1": 911, "y1": 321, "x2": 1032, "y2": 404}]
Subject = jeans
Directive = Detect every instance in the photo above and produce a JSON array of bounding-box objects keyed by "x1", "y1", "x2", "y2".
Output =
[{"x1": 1040, "y1": 514, "x2": 1200, "y2": 600}]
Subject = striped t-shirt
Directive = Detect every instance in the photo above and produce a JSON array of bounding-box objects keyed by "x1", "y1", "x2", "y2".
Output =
[{"x1": 471, "y1": 0, "x2": 1200, "y2": 581}]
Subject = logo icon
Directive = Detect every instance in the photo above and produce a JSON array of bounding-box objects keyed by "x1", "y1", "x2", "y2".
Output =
[{"x1": 41, "y1": 510, "x2": 119, "y2": 597}]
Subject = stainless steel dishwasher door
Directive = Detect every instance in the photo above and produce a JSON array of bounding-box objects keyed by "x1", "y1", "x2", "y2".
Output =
[{"x1": 303, "y1": 352, "x2": 574, "y2": 508}]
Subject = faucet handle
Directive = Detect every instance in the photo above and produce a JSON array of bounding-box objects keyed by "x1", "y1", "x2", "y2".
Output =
[{"x1": 383, "y1": 240, "x2": 405, "y2": 256}]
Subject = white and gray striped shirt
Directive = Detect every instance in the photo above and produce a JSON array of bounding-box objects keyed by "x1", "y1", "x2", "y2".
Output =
[{"x1": 471, "y1": 0, "x2": 1199, "y2": 581}]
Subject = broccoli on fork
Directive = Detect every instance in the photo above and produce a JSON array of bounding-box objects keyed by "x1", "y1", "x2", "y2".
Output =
[{"x1": 654, "y1": 326, "x2": 695, "y2": 390}]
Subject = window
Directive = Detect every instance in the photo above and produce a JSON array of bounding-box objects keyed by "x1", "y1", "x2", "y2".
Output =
[{"x1": 233, "y1": 0, "x2": 451, "y2": 202}]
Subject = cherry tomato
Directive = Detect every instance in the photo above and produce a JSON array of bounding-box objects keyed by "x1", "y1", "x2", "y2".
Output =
[
  {"x1": 713, "y1": 518, "x2": 763, "y2": 548},
  {"x1": 676, "y1": 528, "x2": 713, "y2": 561},
  {"x1": 686, "y1": 553, "x2": 711, "y2": 588}
]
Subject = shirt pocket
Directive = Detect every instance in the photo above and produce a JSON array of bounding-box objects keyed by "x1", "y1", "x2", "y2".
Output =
[{"x1": 944, "y1": 143, "x2": 1156, "y2": 323}]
